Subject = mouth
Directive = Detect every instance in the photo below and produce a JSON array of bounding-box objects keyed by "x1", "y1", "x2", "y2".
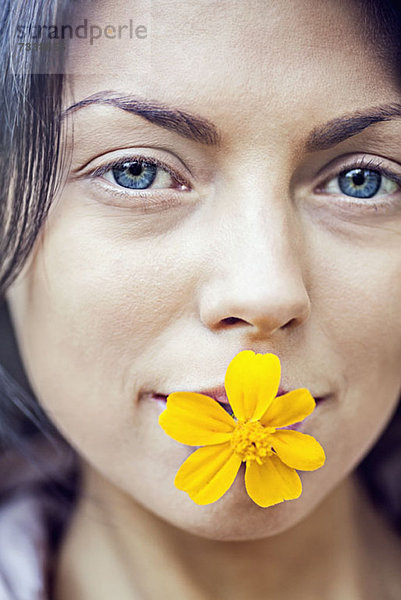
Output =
[{"x1": 151, "y1": 386, "x2": 327, "y2": 415}]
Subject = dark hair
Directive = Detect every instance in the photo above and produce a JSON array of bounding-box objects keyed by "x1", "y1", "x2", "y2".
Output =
[
  {"x1": 0, "y1": 0, "x2": 80, "y2": 524},
  {"x1": 0, "y1": 0, "x2": 400, "y2": 535}
]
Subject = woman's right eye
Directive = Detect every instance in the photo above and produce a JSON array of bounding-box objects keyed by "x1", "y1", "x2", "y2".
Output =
[{"x1": 97, "y1": 159, "x2": 189, "y2": 192}]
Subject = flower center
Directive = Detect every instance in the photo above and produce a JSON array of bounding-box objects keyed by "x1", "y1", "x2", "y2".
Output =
[{"x1": 231, "y1": 421, "x2": 276, "y2": 464}]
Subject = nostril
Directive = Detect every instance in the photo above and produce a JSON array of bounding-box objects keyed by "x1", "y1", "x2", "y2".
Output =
[
  {"x1": 222, "y1": 317, "x2": 241, "y2": 326},
  {"x1": 283, "y1": 317, "x2": 297, "y2": 329}
]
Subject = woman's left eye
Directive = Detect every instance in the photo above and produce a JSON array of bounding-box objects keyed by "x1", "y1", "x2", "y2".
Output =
[
  {"x1": 320, "y1": 166, "x2": 399, "y2": 200},
  {"x1": 99, "y1": 159, "x2": 188, "y2": 191}
]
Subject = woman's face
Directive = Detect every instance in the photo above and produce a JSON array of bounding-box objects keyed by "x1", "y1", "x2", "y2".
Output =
[{"x1": 6, "y1": 0, "x2": 401, "y2": 540}]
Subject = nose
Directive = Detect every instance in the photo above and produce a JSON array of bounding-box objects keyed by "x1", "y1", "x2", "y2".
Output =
[{"x1": 199, "y1": 199, "x2": 311, "y2": 339}]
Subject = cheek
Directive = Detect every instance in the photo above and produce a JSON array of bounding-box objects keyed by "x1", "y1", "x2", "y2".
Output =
[
  {"x1": 309, "y1": 220, "x2": 401, "y2": 379},
  {"x1": 322, "y1": 243, "x2": 401, "y2": 385},
  {"x1": 310, "y1": 233, "x2": 401, "y2": 470},
  {"x1": 6, "y1": 207, "x2": 206, "y2": 446},
  {"x1": 19, "y1": 211, "x2": 196, "y2": 378}
]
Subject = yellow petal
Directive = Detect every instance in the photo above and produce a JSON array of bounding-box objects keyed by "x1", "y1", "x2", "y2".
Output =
[
  {"x1": 159, "y1": 392, "x2": 235, "y2": 446},
  {"x1": 224, "y1": 351, "x2": 281, "y2": 421},
  {"x1": 271, "y1": 430, "x2": 326, "y2": 471},
  {"x1": 175, "y1": 442, "x2": 242, "y2": 505},
  {"x1": 260, "y1": 388, "x2": 316, "y2": 428},
  {"x1": 245, "y1": 454, "x2": 302, "y2": 507}
]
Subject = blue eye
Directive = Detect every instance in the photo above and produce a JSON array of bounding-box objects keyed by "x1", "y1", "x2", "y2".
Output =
[
  {"x1": 338, "y1": 168, "x2": 381, "y2": 199},
  {"x1": 323, "y1": 165, "x2": 399, "y2": 200},
  {"x1": 97, "y1": 157, "x2": 189, "y2": 192},
  {"x1": 111, "y1": 161, "x2": 158, "y2": 189}
]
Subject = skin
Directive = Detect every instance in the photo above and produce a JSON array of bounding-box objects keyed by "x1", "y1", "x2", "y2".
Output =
[{"x1": 5, "y1": 0, "x2": 401, "y2": 597}]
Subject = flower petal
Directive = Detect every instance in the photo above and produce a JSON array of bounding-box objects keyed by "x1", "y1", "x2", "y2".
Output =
[
  {"x1": 245, "y1": 454, "x2": 302, "y2": 507},
  {"x1": 260, "y1": 388, "x2": 316, "y2": 428},
  {"x1": 224, "y1": 351, "x2": 281, "y2": 421},
  {"x1": 159, "y1": 392, "x2": 236, "y2": 446},
  {"x1": 271, "y1": 430, "x2": 326, "y2": 471},
  {"x1": 175, "y1": 442, "x2": 242, "y2": 505}
]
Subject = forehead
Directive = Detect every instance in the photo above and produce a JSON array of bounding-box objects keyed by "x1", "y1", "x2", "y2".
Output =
[{"x1": 65, "y1": 0, "x2": 399, "y2": 134}]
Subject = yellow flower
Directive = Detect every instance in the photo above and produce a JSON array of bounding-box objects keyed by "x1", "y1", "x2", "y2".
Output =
[{"x1": 158, "y1": 350, "x2": 325, "y2": 507}]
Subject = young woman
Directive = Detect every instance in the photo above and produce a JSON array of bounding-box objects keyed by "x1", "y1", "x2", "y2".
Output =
[{"x1": 0, "y1": 1, "x2": 400, "y2": 598}]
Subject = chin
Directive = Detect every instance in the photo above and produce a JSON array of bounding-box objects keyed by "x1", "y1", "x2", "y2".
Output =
[
  {"x1": 149, "y1": 476, "x2": 326, "y2": 542},
  {"x1": 168, "y1": 502, "x2": 306, "y2": 542}
]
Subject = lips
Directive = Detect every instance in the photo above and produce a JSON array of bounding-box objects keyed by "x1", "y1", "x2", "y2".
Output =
[
  {"x1": 195, "y1": 385, "x2": 294, "y2": 405},
  {"x1": 151, "y1": 386, "x2": 326, "y2": 415}
]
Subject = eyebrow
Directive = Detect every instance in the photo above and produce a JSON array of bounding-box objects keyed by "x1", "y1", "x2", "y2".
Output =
[
  {"x1": 63, "y1": 91, "x2": 401, "y2": 152},
  {"x1": 305, "y1": 102, "x2": 401, "y2": 152},
  {"x1": 63, "y1": 90, "x2": 220, "y2": 146}
]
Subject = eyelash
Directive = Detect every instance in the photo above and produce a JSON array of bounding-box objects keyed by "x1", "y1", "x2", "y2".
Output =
[
  {"x1": 315, "y1": 155, "x2": 401, "y2": 212},
  {"x1": 88, "y1": 153, "x2": 401, "y2": 213}
]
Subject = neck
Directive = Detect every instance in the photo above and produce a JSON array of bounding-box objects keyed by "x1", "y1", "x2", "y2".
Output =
[{"x1": 54, "y1": 464, "x2": 399, "y2": 600}]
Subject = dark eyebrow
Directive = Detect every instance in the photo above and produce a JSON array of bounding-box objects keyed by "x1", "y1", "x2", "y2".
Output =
[
  {"x1": 305, "y1": 103, "x2": 401, "y2": 152},
  {"x1": 62, "y1": 90, "x2": 221, "y2": 146},
  {"x1": 63, "y1": 92, "x2": 401, "y2": 153}
]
